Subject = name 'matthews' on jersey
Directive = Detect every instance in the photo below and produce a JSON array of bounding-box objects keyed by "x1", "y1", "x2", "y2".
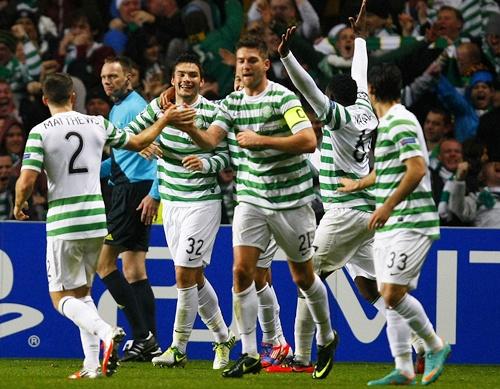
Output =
[
  {"x1": 374, "y1": 104, "x2": 440, "y2": 239},
  {"x1": 213, "y1": 81, "x2": 314, "y2": 210},
  {"x1": 126, "y1": 96, "x2": 228, "y2": 205},
  {"x1": 22, "y1": 111, "x2": 129, "y2": 239}
]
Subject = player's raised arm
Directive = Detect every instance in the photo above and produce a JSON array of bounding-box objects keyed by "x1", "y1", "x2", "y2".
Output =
[
  {"x1": 349, "y1": 0, "x2": 369, "y2": 94},
  {"x1": 279, "y1": 27, "x2": 329, "y2": 119}
]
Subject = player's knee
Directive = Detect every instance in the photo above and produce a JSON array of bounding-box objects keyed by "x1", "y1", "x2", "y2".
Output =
[
  {"x1": 233, "y1": 263, "x2": 253, "y2": 285},
  {"x1": 380, "y1": 285, "x2": 406, "y2": 308}
]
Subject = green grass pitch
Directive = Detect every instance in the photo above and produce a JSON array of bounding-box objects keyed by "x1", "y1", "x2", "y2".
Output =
[{"x1": 0, "y1": 360, "x2": 499, "y2": 388}]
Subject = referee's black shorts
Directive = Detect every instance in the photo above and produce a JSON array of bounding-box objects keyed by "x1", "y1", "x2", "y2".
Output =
[{"x1": 104, "y1": 180, "x2": 153, "y2": 252}]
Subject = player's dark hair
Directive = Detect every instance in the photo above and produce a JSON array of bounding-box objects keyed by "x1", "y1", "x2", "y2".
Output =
[
  {"x1": 236, "y1": 35, "x2": 269, "y2": 59},
  {"x1": 326, "y1": 74, "x2": 358, "y2": 107},
  {"x1": 368, "y1": 63, "x2": 402, "y2": 103},
  {"x1": 172, "y1": 53, "x2": 204, "y2": 78},
  {"x1": 42, "y1": 73, "x2": 74, "y2": 106}
]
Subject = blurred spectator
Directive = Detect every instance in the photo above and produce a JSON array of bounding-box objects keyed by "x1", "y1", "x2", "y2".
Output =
[
  {"x1": 0, "y1": 151, "x2": 13, "y2": 220},
  {"x1": 423, "y1": 108, "x2": 453, "y2": 169},
  {"x1": 12, "y1": 2, "x2": 58, "y2": 61},
  {"x1": 365, "y1": 0, "x2": 398, "y2": 39},
  {"x1": 133, "y1": 0, "x2": 186, "y2": 73},
  {"x1": 40, "y1": 0, "x2": 105, "y2": 38},
  {"x1": 183, "y1": 0, "x2": 243, "y2": 97},
  {"x1": 0, "y1": 114, "x2": 47, "y2": 220},
  {"x1": 431, "y1": 138, "x2": 463, "y2": 205},
  {"x1": 476, "y1": 104, "x2": 500, "y2": 162},
  {"x1": 248, "y1": 0, "x2": 321, "y2": 41},
  {"x1": 437, "y1": 69, "x2": 494, "y2": 141},
  {"x1": 0, "y1": 29, "x2": 34, "y2": 103},
  {"x1": 448, "y1": 160, "x2": 500, "y2": 227},
  {"x1": 125, "y1": 29, "x2": 167, "y2": 100},
  {"x1": 85, "y1": 87, "x2": 112, "y2": 118},
  {"x1": 0, "y1": 79, "x2": 20, "y2": 130},
  {"x1": 104, "y1": 0, "x2": 142, "y2": 54},
  {"x1": 483, "y1": 12, "x2": 500, "y2": 79},
  {"x1": 426, "y1": 0, "x2": 500, "y2": 38},
  {"x1": 313, "y1": 25, "x2": 354, "y2": 76},
  {"x1": 58, "y1": 11, "x2": 115, "y2": 89}
]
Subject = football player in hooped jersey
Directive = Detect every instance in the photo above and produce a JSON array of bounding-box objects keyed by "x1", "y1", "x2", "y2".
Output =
[
  {"x1": 14, "y1": 73, "x2": 194, "y2": 380},
  {"x1": 173, "y1": 36, "x2": 336, "y2": 379},
  {"x1": 124, "y1": 54, "x2": 236, "y2": 370},
  {"x1": 277, "y1": 0, "x2": 382, "y2": 374},
  {"x1": 339, "y1": 27, "x2": 451, "y2": 389}
]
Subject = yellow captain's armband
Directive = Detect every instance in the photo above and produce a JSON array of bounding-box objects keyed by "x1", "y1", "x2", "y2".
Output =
[{"x1": 284, "y1": 106, "x2": 308, "y2": 129}]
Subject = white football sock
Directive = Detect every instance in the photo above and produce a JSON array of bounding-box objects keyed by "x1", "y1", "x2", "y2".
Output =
[
  {"x1": 294, "y1": 294, "x2": 314, "y2": 364},
  {"x1": 58, "y1": 296, "x2": 111, "y2": 341},
  {"x1": 270, "y1": 286, "x2": 287, "y2": 346},
  {"x1": 257, "y1": 283, "x2": 279, "y2": 346},
  {"x1": 386, "y1": 308, "x2": 414, "y2": 376},
  {"x1": 393, "y1": 294, "x2": 443, "y2": 352},
  {"x1": 198, "y1": 278, "x2": 229, "y2": 343},
  {"x1": 78, "y1": 296, "x2": 100, "y2": 370},
  {"x1": 300, "y1": 274, "x2": 334, "y2": 346},
  {"x1": 233, "y1": 282, "x2": 258, "y2": 356},
  {"x1": 172, "y1": 284, "x2": 198, "y2": 353},
  {"x1": 411, "y1": 333, "x2": 426, "y2": 355}
]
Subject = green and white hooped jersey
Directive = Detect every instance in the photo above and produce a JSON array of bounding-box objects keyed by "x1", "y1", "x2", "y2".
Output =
[
  {"x1": 21, "y1": 111, "x2": 130, "y2": 239},
  {"x1": 374, "y1": 104, "x2": 440, "y2": 239},
  {"x1": 318, "y1": 91, "x2": 378, "y2": 212},
  {"x1": 213, "y1": 81, "x2": 314, "y2": 210},
  {"x1": 126, "y1": 95, "x2": 229, "y2": 205}
]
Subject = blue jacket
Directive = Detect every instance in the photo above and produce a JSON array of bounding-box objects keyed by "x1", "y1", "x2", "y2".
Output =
[
  {"x1": 437, "y1": 75, "x2": 478, "y2": 142},
  {"x1": 100, "y1": 90, "x2": 160, "y2": 200}
]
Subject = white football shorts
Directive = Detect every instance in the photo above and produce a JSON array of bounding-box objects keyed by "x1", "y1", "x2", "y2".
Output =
[
  {"x1": 374, "y1": 231, "x2": 432, "y2": 290},
  {"x1": 46, "y1": 236, "x2": 103, "y2": 292},
  {"x1": 233, "y1": 202, "x2": 316, "y2": 263},
  {"x1": 162, "y1": 201, "x2": 221, "y2": 268},
  {"x1": 313, "y1": 208, "x2": 375, "y2": 279}
]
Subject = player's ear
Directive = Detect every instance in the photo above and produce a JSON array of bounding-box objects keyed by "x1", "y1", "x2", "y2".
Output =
[
  {"x1": 263, "y1": 58, "x2": 271, "y2": 72},
  {"x1": 41, "y1": 95, "x2": 49, "y2": 106}
]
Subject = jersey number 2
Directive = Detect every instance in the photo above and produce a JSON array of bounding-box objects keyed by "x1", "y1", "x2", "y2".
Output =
[{"x1": 65, "y1": 132, "x2": 88, "y2": 174}]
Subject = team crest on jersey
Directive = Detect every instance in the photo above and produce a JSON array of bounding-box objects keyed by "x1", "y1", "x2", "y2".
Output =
[{"x1": 261, "y1": 105, "x2": 273, "y2": 118}]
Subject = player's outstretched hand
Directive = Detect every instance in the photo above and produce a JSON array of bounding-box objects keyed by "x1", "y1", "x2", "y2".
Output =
[
  {"x1": 338, "y1": 177, "x2": 360, "y2": 193},
  {"x1": 349, "y1": 0, "x2": 368, "y2": 39},
  {"x1": 278, "y1": 26, "x2": 296, "y2": 58},
  {"x1": 137, "y1": 195, "x2": 159, "y2": 225},
  {"x1": 162, "y1": 105, "x2": 196, "y2": 130},
  {"x1": 139, "y1": 141, "x2": 162, "y2": 160},
  {"x1": 14, "y1": 201, "x2": 29, "y2": 221},
  {"x1": 182, "y1": 155, "x2": 205, "y2": 172},
  {"x1": 237, "y1": 130, "x2": 262, "y2": 149},
  {"x1": 159, "y1": 86, "x2": 175, "y2": 109}
]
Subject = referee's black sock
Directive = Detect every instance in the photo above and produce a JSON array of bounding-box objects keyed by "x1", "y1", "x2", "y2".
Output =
[
  {"x1": 131, "y1": 279, "x2": 157, "y2": 337},
  {"x1": 101, "y1": 270, "x2": 149, "y2": 339}
]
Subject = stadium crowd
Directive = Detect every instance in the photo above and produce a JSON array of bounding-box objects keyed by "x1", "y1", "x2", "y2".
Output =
[{"x1": 1, "y1": 0, "x2": 500, "y2": 227}]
